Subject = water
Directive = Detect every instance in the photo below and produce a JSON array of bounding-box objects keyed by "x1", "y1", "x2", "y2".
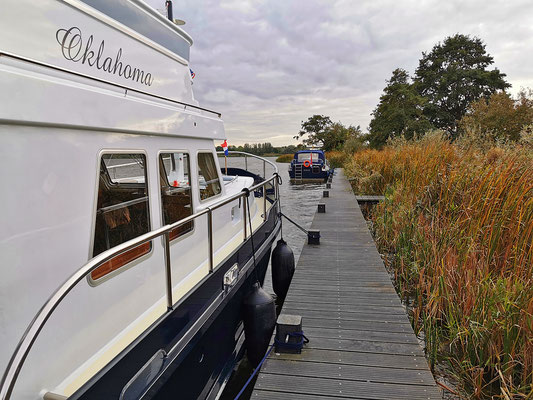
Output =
[{"x1": 218, "y1": 156, "x2": 325, "y2": 400}]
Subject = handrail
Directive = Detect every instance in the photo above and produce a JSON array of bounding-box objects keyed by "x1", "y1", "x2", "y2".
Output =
[
  {"x1": 0, "y1": 173, "x2": 279, "y2": 399},
  {"x1": 216, "y1": 151, "x2": 278, "y2": 175}
]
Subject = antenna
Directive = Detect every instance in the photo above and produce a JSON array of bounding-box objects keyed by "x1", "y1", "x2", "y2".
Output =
[
  {"x1": 164, "y1": 1, "x2": 186, "y2": 25},
  {"x1": 165, "y1": 0, "x2": 173, "y2": 21}
]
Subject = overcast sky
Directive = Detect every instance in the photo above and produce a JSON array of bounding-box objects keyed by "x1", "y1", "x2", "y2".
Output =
[{"x1": 146, "y1": 0, "x2": 533, "y2": 146}]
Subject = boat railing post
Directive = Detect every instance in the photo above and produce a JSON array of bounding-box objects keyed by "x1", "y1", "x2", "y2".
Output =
[
  {"x1": 275, "y1": 175, "x2": 280, "y2": 214},
  {"x1": 207, "y1": 209, "x2": 214, "y2": 273},
  {"x1": 263, "y1": 185, "x2": 267, "y2": 221},
  {"x1": 164, "y1": 232, "x2": 173, "y2": 310},
  {"x1": 263, "y1": 160, "x2": 266, "y2": 179},
  {"x1": 243, "y1": 195, "x2": 247, "y2": 241},
  {"x1": 245, "y1": 155, "x2": 248, "y2": 171}
]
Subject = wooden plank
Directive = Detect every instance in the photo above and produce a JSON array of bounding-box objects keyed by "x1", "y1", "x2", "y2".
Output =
[
  {"x1": 284, "y1": 294, "x2": 403, "y2": 308},
  {"x1": 301, "y1": 326, "x2": 421, "y2": 345},
  {"x1": 305, "y1": 326, "x2": 419, "y2": 344},
  {"x1": 289, "y1": 336, "x2": 424, "y2": 356},
  {"x1": 282, "y1": 301, "x2": 406, "y2": 314},
  {"x1": 280, "y1": 308, "x2": 410, "y2": 324},
  {"x1": 253, "y1": 391, "x2": 341, "y2": 400},
  {"x1": 255, "y1": 373, "x2": 441, "y2": 399},
  {"x1": 261, "y1": 359, "x2": 436, "y2": 386},
  {"x1": 251, "y1": 169, "x2": 440, "y2": 399},
  {"x1": 266, "y1": 348, "x2": 428, "y2": 370}
]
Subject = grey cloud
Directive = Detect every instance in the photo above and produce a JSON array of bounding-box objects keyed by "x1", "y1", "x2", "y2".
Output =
[{"x1": 146, "y1": 0, "x2": 533, "y2": 145}]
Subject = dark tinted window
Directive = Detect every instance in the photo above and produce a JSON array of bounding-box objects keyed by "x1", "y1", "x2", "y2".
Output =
[
  {"x1": 160, "y1": 153, "x2": 193, "y2": 240},
  {"x1": 91, "y1": 154, "x2": 151, "y2": 280},
  {"x1": 198, "y1": 153, "x2": 222, "y2": 201},
  {"x1": 81, "y1": 0, "x2": 191, "y2": 60}
]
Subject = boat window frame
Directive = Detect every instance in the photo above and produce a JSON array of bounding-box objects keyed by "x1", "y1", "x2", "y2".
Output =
[
  {"x1": 64, "y1": 0, "x2": 191, "y2": 65},
  {"x1": 88, "y1": 149, "x2": 153, "y2": 286},
  {"x1": 157, "y1": 149, "x2": 196, "y2": 243},
  {"x1": 196, "y1": 150, "x2": 223, "y2": 204}
]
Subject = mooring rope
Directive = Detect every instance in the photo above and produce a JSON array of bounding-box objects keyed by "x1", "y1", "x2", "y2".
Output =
[
  {"x1": 233, "y1": 330, "x2": 309, "y2": 399},
  {"x1": 274, "y1": 331, "x2": 309, "y2": 351},
  {"x1": 233, "y1": 344, "x2": 274, "y2": 400}
]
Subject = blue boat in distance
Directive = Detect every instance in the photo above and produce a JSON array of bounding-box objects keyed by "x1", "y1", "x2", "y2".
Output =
[{"x1": 288, "y1": 150, "x2": 333, "y2": 183}]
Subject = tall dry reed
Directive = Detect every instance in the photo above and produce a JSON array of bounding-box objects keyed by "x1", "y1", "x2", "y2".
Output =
[{"x1": 345, "y1": 133, "x2": 533, "y2": 398}]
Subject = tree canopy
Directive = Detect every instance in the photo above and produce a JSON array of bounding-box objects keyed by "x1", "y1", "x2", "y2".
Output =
[
  {"x1": 368, "y1": 68, "x2": 433, "y2": 148},
  {"x1": 294, "y1": 115, "x2": 363, "y2": 151},
  {"x1": 414, "y1": 34, "x2": 510, "y2": 138},
  {"x1": 459, "y1": 89, "x2": 533, "y2": 142},
  {"x1": 294, "y1": 115, "x2": 333, "y2": 148}
]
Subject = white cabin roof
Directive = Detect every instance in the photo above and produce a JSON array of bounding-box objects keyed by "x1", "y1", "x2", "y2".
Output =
[
  {"x1": 0, "y1": 0, "x2": 203, "y2": 106},
  {"x1": 0, "y1": 0, "x2": 225, "y2": 140}
]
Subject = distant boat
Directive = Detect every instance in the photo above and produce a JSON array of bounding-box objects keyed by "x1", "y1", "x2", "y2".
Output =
[{"x1": 288, "y1": 150, "x2": 333, "y2": 183}]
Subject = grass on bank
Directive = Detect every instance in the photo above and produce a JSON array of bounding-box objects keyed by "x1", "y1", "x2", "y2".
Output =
[
  {"x1": 275, "y1": 153, "x2": 294, "y2": 163},
  {"x1": 343, "y1": 133, "x2": 533, "y2": 399}
]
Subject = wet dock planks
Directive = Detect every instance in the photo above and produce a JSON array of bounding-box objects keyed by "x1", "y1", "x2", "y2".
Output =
[{"x1": 252, "y1": 169, "x2": 441, "y2": 400}]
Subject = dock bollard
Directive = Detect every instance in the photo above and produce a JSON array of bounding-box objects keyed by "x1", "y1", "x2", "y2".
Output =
[
  {"x1": 323, "y1": 190, "x2": 329, "y2": 198},
  {"x1": 275, "y1": 314, "x2": 304, "y2": 354},
  {"x1": 326, "y1": 183, "x2": 331, "y2": 189},
  {"x1": 307, "y1": 229, "x2": 320, "y2": 245},
  {"x1": 318, "y1": 203, "x2": 326, "y2": 213}
]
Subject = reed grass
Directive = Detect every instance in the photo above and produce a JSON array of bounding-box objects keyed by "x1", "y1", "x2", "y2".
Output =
[
  {"x1": 275, "y1": 153, "x2": 294, "y2": 163},
  {"x1": 325, "y1": 150, "x2": 345, "y2": 168},
  {"x1": 344, "y1": 133, "x2": 533, "y2": 398}
]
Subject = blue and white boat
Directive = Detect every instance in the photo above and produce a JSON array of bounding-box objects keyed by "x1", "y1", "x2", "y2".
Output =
[
  {"x1": 288, "y1": 150, "x2": 333, "y2": 183},
  {"x1": 0, "y1": 1, "x2": 281, "y2": 399}
]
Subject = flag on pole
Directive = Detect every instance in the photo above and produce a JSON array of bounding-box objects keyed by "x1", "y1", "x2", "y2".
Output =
[
  {"x1": 221, "y1": 140, "x2": 229, "y2": 156},
  {"x1": 190, "y1": 69, "x2": 195, "y2": 79}
]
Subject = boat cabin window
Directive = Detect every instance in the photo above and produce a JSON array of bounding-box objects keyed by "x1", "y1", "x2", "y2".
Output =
[
  {"x1": 197, "y1": 153, "x2": 222, "y2": 201},
  {"x1": 297, "y1": 153, "x2": 320, "y2": 162},
  {"x1": 79, "y1": 0, "x2": 191, "y2": 61},
  {"x1": 91, "y1": 154, "x2": 151, "y2": 281},
  {"x1": 160, "y1": 153, "x2": 193, "y2": 240}
]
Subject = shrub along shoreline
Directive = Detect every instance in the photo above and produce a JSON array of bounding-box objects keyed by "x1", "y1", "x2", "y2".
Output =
[{"x1": 343, "y1": 134, "x2": 532, "y2": 398}]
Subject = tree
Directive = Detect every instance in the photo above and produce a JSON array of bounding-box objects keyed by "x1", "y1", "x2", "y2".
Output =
[
  {"x1": 414, "y1": 34, "x2": 510, "y2": 138},
  {"x1": 459, "y1": 89, "x2": 533, "y2": 141},
  {"x1": 343, "y1": 125, "x2": 366, "y2": 153},
  {"x1": 368, "y1": 68, "x2": 432, "y2": 148},
  {"x1": 324, "y1": 122, "x2": 361, "y2": 151},
  {"x1": 294, "y1": 115, "x2": 333, "y2": 149},
  {"x1": 295, "y1": 115, "x2": 360, "y2": 151}
]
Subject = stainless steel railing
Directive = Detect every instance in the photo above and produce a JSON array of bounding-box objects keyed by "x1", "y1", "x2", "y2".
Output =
[
  {"x1": 0, "y1": 160, "x2": 280, "y2": 399},
  {"x1": 217, "y1": 151, "x2": 278, "y2": 178}
]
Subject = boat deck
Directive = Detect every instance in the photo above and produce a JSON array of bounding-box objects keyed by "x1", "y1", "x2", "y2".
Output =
[{"x1": 251, "y1": 169, "x2": 442, "y2": 399}]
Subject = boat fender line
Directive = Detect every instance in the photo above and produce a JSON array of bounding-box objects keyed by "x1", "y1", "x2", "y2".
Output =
[
  {"x1": 303, "y1": 160, "x2": 311, "y2": 168},
  {"x1": 274, "y1": 172, "x2": 282, "y2": 186},
  {"x1": 233, "y1": 344, "x2": 274, "y2": 400},
  {"x1": 271, "y1": 239, "x2": 295, "y2": 299},
  {"x1": 242, "y1": 283, "x2": 276, "y2": 367},
  {"x1": 273, "y1": 173, "x2": 284, "y2": 240}
]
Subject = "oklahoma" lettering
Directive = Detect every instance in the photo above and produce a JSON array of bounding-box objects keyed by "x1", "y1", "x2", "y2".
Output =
[{"x1": 56, "y1": 26, "x2": 154, "y2": 86}]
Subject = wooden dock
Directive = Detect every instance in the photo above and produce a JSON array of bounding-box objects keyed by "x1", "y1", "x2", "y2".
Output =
[{"x1": 252, "y1": 170, "x2": 442, "y2": 399}]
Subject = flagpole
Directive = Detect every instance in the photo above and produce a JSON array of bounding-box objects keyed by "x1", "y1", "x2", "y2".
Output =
[{"x1": 225, "y1": 156, "x2": 227, "y2": 175}]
